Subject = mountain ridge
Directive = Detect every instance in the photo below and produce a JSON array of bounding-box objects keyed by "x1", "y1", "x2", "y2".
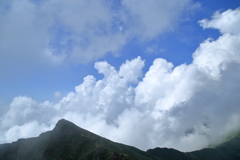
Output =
[{"x1": 0, "y1": 119, "x2": 239, "y2": 160}]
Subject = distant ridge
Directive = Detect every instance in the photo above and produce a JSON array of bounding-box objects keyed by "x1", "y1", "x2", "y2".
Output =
[{"x1": 0, "y1": 119, "x2": 239, "y2": 160}]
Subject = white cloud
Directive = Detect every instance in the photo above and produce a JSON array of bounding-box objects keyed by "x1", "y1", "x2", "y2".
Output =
[
  {"x1": 0, "y1": 0, "x2": 194, "y2": 73},
  {"x1": 119, "y1": 56, "x2": 144, "y2": 83},
  {"x1": 145, "y1": 44, "x2": 166, "y2": 54},
  {"x1": 54, "y1": 91, "x2": 62, "y2": 98},
  {"x1": 193, "y1": 34, "x2": 240, "y2": 79},
  {"x1": 0, "y1": 0, "x2": 48, "y2": 71},
  {"x1": 1, "y1": 6, "x2": 240, "y2": 153},
  {"x1": 196, "y1": 8, "x2": 240, "y2": 79},
  {"x1": 1, "y1": 96, "x2": 39, "y2": 129},
  {"x1": 199, "y1": 7, "x2": 240, "y2": 36},
  {"x1": 5, "y1": 121, "x2": 51, "y2": 142},
  {"x1": 121, "y1": 0, "x2": 192, "y2": 40}
]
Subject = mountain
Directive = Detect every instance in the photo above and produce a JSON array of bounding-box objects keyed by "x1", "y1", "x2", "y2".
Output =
[{"x1": 0, "y1": 119, "x2": 239, "y2": 160}]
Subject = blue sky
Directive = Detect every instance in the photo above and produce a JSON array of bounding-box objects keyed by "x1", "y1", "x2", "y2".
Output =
[
  {"x1": 0, "y1": 0, "x2": 238, "y2": 104},
  {"x1": 1, "y1": 0, "x2": 240, "y2": 152}
]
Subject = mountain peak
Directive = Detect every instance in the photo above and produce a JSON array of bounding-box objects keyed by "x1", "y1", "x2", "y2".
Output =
[
  {"x1": 52, "y1": 119, "x2": 99, "y2": 140},
  {"x1": 53, "y1": 119, "x2": 83, "y2": 136},
  {"x1": 55, "y1": 119, "x2": 73, "y2": 128}
]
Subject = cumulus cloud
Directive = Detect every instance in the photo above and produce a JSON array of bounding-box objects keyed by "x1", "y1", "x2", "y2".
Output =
[
  {"x1": 199, "y1": 7, "x2": 240, "y2": 35},
  {"x1": 1, "y1": 7, "x2": 240, "y2": 152},
  {"x1": 5, "y1": 121, "x2": 51, "y2": 142}
]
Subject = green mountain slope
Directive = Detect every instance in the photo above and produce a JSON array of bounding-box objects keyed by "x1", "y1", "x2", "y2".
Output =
[
  {"x1": 0, "y1": 119, "x2": 155, "y2": 160},
  {"x1": 0, "y1": 119, "x2": 239, "y2": 160},
  {"x1": 187, "y1": 130, "x2": 240, "y2": 160}
]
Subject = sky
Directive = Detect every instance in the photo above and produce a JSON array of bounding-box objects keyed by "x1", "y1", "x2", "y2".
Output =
[{"x1": 0, "y1": 0, "x2": 240, "y2": 152}]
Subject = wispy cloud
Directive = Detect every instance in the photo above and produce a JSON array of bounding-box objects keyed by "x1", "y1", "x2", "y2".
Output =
[{"x1": 0, "y1": 0, "x2": 193, "y2": 68}]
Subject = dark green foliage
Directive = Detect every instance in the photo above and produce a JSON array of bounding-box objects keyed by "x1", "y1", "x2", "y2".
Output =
[
  {"x1": 147, "y1": 147, "x2": 193, "y2": 160},
  {"x1": 0, "y1": 119, "x2": 240, "y2": 160}
]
